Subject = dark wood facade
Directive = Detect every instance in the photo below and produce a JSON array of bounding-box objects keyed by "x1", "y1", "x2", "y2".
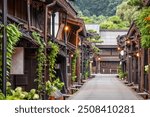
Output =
[
  {"x1": 0, "y1": 0, "x2": 88, "y2": 96},
  {"x1": 98, "y1": 45, "x2": 119, "y2": 74},
  {"x1": 117, "y1": 22, "x2": 150, "y2": 97}
]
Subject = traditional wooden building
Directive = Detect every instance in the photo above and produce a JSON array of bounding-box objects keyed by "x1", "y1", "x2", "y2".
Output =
[
  {"x1": 117, "y1": 0, "x2": 150, "y2": 98},
  {"x1": 117, "y1": 22, "x2": 150, "y2": 98},
  {"x1": 0, "y1": 0, "x2": 87, "y2": 98},
  {"x1": 97, "y1": 30, "x2": 127, "y2": 74}
]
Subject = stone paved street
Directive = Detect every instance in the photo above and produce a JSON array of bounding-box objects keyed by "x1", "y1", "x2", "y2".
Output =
[{"x1": 69, "y1": 74, "x2": 143, "y2": 100}]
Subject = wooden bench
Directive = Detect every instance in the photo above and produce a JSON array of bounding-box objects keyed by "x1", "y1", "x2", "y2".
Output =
[
  {"x1": 70, "y1": 87, "x2": 79, "y2": 94},
  {"x1": 126, "y1": 83, "x2": 134, "y2": 86},
  {"x1": 72, "y1": 84, "x2": 82, "y2": 88},
  {"x1": 131, "y1": 85, "x2": 139, "y2": 91},
  {"x1": 138, "y1": 92, "x2": 149, "y2": 99},
  {"x1": 123, "y1": 81, "x2": 128, "y2": 84},
  {"x1": 62, "y1": 94, "x2": 72, "y2": 100},
  {"x1": 82, "y1": 80, "x2": 86, "y2": 83}
]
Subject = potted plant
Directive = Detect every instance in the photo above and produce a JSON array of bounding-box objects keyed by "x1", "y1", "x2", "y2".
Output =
[
  {"x1": 45, "y1": 79, "x2": 64, "y2": 100},
  {"x1": 45, "y1": 80, "x2": 57, "y2": 100}
]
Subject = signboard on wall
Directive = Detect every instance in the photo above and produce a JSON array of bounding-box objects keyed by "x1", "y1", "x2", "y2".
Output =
[{"x1": 10, "y1": 47, "x2": 24, "y2": 75}]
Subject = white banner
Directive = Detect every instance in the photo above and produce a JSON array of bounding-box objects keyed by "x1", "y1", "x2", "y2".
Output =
[{"x1": 0, "y1": 100, "x2": 149, "y2": 117}]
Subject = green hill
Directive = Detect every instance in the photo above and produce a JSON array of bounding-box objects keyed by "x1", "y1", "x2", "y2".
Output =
[{"x1": 70, "y1": 0, "x2": 123, "y2": 16}]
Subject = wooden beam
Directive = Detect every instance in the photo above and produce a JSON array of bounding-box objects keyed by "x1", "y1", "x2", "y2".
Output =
[
  {"x1": 2, "y1": 0, "x2": 7, "y2": 96},
  {"x1": 140, "y1": 48, "x2": 145, "y2": 92}
]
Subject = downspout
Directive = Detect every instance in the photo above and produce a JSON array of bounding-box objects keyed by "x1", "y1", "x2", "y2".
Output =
[
  {"x1": 27, "y1": 0, "x2": 31, "y2": 30},
  {"x1": 76, "y1": 26, "x2": 83, "y2": 84},
  {"x1": 43, "y1": 1, "x2": 56, "y2": 99},
  {"x1": 76, "y1": 26, "x2": 83, "y2": 47},
  {"x1": 44, "y1": 1, "x2": 56, "y2": 44}
]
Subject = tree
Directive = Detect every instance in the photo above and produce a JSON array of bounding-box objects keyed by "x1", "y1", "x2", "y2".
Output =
[
  {"x1": 71, "y1": 0, "x2": 123, "y2": 16},
  {"x1": 116, "y1": 0, "x2": 140, "y2": 23}
]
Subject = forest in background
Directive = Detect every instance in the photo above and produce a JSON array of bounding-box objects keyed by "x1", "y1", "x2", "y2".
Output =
[{"x1": 70, "y1": 0, "x2": 141, "y2": 29}]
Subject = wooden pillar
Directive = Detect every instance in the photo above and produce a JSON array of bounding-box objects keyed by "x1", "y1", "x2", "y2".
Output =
[
  {"x1": 140, "y1": 48, "x2": 145, "y2": 92},
  {"x1": 129, "y1": 56, "x2": 132, "y2": 83},
  {"x1": 133, "y1": 57, "x2": 137, "y2": 84},
  {"x1": 76, "y1": 54, "x2": 81, "y2": 84},
  {"x1": 81, "y1": 39, "x2": 84, "y2": 79},
  {"x1": 64, "y1": 14, "x2": 68, "y2": 92},
  {"x1": 138, "y1": 51, "x2": 141, "y2": 90},
  {"x1": 126, "y1": 56, "x2": 129, "y2": 82},
  {"x1": 2, "y1": 0, "x2": 7, "y2": 96},
  {"x1": 148, "y1": 48, "x2": 150, "y2": 94}
]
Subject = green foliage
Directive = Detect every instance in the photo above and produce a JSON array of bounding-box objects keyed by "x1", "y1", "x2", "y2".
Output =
[
  {"x1": 100, "y1": 16, "x2": 129, "y2": 29},
  {"x1": 48, "y1": 41, "x2": 59, "y2": 81},
  {"x1": 145, "y1": 64, "x2": 150, "y2": 73},
  {"x1": 72, "y1": 0, "x2": 123, "y2": 16},
  {"x1": 45, "y1": 79, "x2": 64, "y2": 96},
  {"x1": 0, "y1": 85, "x2": 39, "y2": 100},
  {"x1": 52, "y1": 78, "x2": 64, "y2": 91},
  {"x1": 6, "y1": 24, "x2": 22, "y2": 79},
  {"x1": 92, "y1": 46, "x2": 100, "y2": 54},
  {"x1": 0, "y1": 24, "x2": 22, "y2": 91},
  {"x1": 47, "y1": 41, "x2": 64, "y2": 94},
  {"x1": 136, "y1": 7, "x2": 150, "y2": 48},
  {"x1": 32, "y1": 32, "x2": 46, "y2": 95},
  {"x1": 0, "y1": 91, "x2": 5, "y2": 100},
  {"x1": 71, "y1": 50, "x2": 79, "y2": 82},
  {"x1": 108, "y1": 16, "x2": 122, "y2": 24},
  {"x1": 116, "y1": 0, "x2": 140, "y2": 23},
  {"x1": 81, "y1": 15, "x2": 107, "y2": 24},
  {"x1": 87, "y1": 30, "x2": 103, "y2": 43},
  {"x1": 0, "y1": 25, "x2": 39, "y2": 100},
  {"x1": 45, "y1": 80, "x2": 56, "y2": 96},
  {"x1": 117, "y1": 65, "x2": 127, "y2": 79},
  {"x1": 83, "y1": 60, "x2": 89, "y2": 79},
  {"x1": 127, "y1": 0, "x2": 142, "y2": 7}
]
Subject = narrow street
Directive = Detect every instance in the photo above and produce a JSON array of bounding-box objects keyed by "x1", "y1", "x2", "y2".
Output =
[{"x1": 69, "y1": 74, "x2": 143, "y2": 100}]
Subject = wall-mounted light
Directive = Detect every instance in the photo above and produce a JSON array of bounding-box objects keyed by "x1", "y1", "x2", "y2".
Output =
[
  {"x1": 71, "y1": 54, "x2": 74, "y2": 58},
  {"x1": 117, "y1": 47, "x2": 121, "y2": 51},
  {"x1": 136, "y1": 52, "x2": 140, "y2": 57},
  {"x1": 98, "y1": 57, "x2": 101, "y2": 61},
  {"x1": 64, "y1": 26, "x2": 69, "y2": 31},
  {"x1": 127, "y1": 40, "x2": 131, "y2": 44},
  {"x1": 120, "y1": 50, "x2": 124, "y2": 56}
]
